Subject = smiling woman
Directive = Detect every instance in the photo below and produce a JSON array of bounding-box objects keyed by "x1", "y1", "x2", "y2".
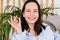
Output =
[
  {"x1": 23, "y1": 2, "x2": 39, "y2": 24},
  {"x1": 7, "y1": 0, "x2": 60, "y2": 40}
]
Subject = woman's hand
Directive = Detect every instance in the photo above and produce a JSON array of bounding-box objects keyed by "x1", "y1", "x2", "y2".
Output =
[{"x1": 8, "y1": 16, "x2": 22, "y2": 34}]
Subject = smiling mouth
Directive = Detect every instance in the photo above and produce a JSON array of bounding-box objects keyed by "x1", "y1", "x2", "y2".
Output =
[{"x1": 28, "y1": 17, "x2": 36, "y2": 20}]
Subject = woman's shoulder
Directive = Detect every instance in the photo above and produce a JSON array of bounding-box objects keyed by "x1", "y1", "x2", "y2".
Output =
[
  {"x1": 42, "y1": 23, "x2": 53, "y2": 32},
  {"x1": 42, "y1": 23, "x2": 54, "y2": 36},
  {"x1": 38, "y1": 23, "x2": 54, "y2": 40},
  {"x1": 42, "y1": 22, "x2": 53, "y2": 31}
]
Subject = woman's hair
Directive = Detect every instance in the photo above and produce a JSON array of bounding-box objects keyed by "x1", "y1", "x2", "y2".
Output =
[{"x1": 21, "y1": 0, "x2": 45, "y2": 35}]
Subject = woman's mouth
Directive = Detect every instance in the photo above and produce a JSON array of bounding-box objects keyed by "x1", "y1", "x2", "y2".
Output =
[{"x1": 28, "y1": 17, "x2": 36, "y2": 20}]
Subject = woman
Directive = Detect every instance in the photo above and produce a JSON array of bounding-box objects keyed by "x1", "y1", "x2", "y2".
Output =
[{"x1": 8, "y1": 0, "x2": 60, "y2": 40}]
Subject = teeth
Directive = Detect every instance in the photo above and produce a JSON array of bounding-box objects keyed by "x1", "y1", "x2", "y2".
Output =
[{"x1": 28, "y1": 17, "x2": 35, "y2": 20}]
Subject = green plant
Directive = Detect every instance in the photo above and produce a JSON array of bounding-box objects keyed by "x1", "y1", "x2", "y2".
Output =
[
  {"x1": 0, "y1": 5, "x2": 21, "y2": 40},
  {"x1": 41, "y1": 7, "x2": 60, "y2": 16}
]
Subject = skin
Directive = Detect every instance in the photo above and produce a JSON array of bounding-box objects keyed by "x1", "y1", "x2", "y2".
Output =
[{"x1": 8, "y1": 2, "x2": 39, "y2": 36}]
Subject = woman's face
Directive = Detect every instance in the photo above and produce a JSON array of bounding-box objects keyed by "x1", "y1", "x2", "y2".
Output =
[{"x1": 23, "y1": 2, "x2": 39, "y2": 24}]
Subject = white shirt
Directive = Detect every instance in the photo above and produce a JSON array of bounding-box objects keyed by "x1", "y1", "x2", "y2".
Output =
[{"x1": 11, "y1": 24, "x2": 60, "y2": 40}]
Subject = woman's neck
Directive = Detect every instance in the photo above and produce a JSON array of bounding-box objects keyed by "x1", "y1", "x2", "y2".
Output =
[
  {"x1": 28, "y1": 23, "x2": 37, "y2": 36},
  {"x1": 28, "y1": 23, "x2": 34, "y2": 31}
]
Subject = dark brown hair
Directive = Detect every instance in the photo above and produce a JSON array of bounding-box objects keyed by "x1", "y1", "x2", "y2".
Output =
[{"x1": 21, "y1": 0, "x2": 45, "y2": 35}]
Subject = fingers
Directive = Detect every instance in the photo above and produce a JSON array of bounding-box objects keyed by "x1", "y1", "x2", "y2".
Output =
[
  {"x1": 11, "y1": 16, "x2": 12, "y2": 22},
  {"x1": 14, "y1": 16, "x2": 17, "y2": 22},
  {"x1": 8, "y1": 20, "x2": 11, "y2": 25},
  {"x1": 10, "y1": 16, "x2": 17, "y2": 22},
  {"x1": 8, "y1": 16, "x2": 21, "y2": 25},
  {"x1": 15, "y1": 16, "x2": 21, "y2": 24},
  {"x1": 8, "y1": 16, "x2": 22, "y2": 32},
  {"x1": 8, "y1": 16, "x2": 13, "y2": 25}
]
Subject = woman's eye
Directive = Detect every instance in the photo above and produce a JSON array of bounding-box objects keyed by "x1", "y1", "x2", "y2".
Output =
[
  {"x1": 34, "y1": 11, "x2": 38, "y2": 12},
  {"x1": 26, "y1": 11, "x2": 30, "y2": 12}
]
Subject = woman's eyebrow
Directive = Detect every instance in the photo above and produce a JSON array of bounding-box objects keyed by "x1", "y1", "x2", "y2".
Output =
[
  {"x1": 25, "y1": 9, "x2": 38, "y2": 10},
  {"x1": 25, "y1": 9, "x2": 30, "y2": 10},
  {"x1": 34, "y1": 9, "x2": 38, "y2": 10}
]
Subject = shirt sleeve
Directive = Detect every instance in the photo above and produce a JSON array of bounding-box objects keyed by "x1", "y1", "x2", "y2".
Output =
[
  {"x1": 45, "y1": 24, "x2": 60, "y2": 40},
  {"x1": 54, "y1": 32, "x2": 60, "y2": 40},
  {"x1": 11, "y1": 30, "x2": 27, "y2": 40}
]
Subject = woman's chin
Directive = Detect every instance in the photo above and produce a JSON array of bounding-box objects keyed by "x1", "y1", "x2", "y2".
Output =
[{"x1": 27, "y1": 21, "x2": 36, "y2": 24}]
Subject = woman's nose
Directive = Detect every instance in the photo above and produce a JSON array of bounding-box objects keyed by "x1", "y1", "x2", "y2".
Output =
[{"x1": 30, "y1": 11, "x2": 34, "y2": 16}]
